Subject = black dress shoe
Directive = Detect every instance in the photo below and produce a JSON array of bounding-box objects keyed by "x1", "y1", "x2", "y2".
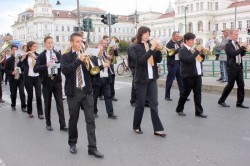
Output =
[
  {"x1": 154, "y1": 132, "x2": 167, "y2": 137},
  {"x1": 134, "y1": 129, "x2": 143, "y2": 134},
  {"x1": 236, "y1": 104, "x2": 249, "y2": 109},
  {"x1": 108, "y1": 114, "x2": 118, "y2": 119},
  {"x1": 99, "y1": 96, "x2": 104, "y2": 100},
  {"x1": 144, "y1": 103, "x2": 150, "y2": 107},
  {"x1": 131, "y1": 103, "x2": 137, "y2": 107},
  {"x1": 165, "y1": 98, "x2": 172, "y2": 101},
  {"x1": 38, "y1": 115, "x2": 44, "y2": 119},
  {"x1": 195, "y1": 113, "x2": 207, "y2": 118},
  {"x1": 112, "y1": 97, "x2": 118, "y2": 101},
  {"x1": 22, "y1": 108, "x2": 27, "y2": 112},
  {"x1": 94, "y1": 114, "x2": 99, "y2": 118},
  {"x1": 70, "y1": 145, "x2": 77, "y2": 154},
  {"x1": 11, "y1": 107, "x2": 16, "y2": 111},
  {"x1": 177, "y1": 112, "x2": 186, "y2": 116},
  {"x1": 46, "y1": 125, "x2": 53, "y2": 131},
  {"x1": 186, "y1": 98, "x2": 190, "y2": 101},
  {"x1": 218, "y1": 102, "x2": 230, "y2": 107},
  {"x1": 0, "y1": 99, "x2": 5, "y2": 103},
  {"x1": 88, "y1": 150, "x2": 104, "y2": 158},
  {"x1": 28, "y1": 114, "x2": 34, "y2": 118},
  {"x1": 60, "y1": 126, "x2": 68, "y2": 131}
]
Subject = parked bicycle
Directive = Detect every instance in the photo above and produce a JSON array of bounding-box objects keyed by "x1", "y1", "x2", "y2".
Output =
[{"x1": 117, "y1": 57, "x2": 131, "y2": 76}]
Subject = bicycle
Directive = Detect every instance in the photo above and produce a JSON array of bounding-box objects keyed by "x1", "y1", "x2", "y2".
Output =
[{"x1": 117, "y1": 57, "x2": 131, "y2": 76}]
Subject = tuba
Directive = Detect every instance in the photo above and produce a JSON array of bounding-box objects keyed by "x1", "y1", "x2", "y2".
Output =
[{"x1": 107, "y1": 36, "x2": 119, "y2": 64}]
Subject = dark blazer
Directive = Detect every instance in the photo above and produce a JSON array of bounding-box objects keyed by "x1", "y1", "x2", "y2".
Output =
[
  {"x1": 20, "y1": 52, "x2": 40, "y2": 77},
  {"x1": 34, "y1": 50, "x2": 62, "y2": 85},
  {"x1": 166, "y1": 40, "x2": 181, "y2": 65},
  {"x1": 179, "y1": 46, "x2": 205, "y2": 78},
  {"x1": 133, "y1": 42, "x2": 162, "y2": 83},
  {"x1": 225, "y1": 40, "x2": 246, "y2": 69},
  {"x1": 90, "y1": 56, "x2": 112, "y2": 86},
  {"x1": 127, "y1": 44, "x2": 136, "y2": 73},
  {"x1": 61, "y1": 50, "x2": 92, "y2": 97},
  {"x1": 5, "y1": 55, "x2": 22, "y2": 82}
]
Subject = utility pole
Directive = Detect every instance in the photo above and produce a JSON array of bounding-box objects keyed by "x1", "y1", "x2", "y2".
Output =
[
  {"x1": 77, "y1": 0, "x2": 81, "y2": 31},
  {"x1": 108, "y1": 13, "x2": 111, "y2": 43},
  {"x1": 234, "y1": 0, "x2": 237, "y2": 29}
]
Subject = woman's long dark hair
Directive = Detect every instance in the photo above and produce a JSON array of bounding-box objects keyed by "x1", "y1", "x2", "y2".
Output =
[
  {"x1": 136, "y1": 26, "x2": 151, "y2": 44},
  {"x1": 26, "y1": 41, "x2": 37, "y2": 52}
]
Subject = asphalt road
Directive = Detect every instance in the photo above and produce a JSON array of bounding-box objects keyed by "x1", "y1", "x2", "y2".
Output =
[{"x1": 0, "y1": 79, "x2": 250, "y2": 166}]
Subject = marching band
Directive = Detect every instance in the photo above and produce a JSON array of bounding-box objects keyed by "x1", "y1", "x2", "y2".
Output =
[{"x1": 0, "y1": 27, "x2": 249, "y2": 159}]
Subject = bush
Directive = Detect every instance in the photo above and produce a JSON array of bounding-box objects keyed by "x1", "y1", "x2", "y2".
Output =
[{"x1": 119, "y1": 40, "x2": 130, "y2": 53}]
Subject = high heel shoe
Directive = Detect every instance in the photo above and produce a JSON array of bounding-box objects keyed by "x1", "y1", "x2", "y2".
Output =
[
  {"x1": 154, "y1": 132, "x2": 166, "y2": 137},
  {"x1": 134, "y1": 129, "x2": 143, "y2": 134}
]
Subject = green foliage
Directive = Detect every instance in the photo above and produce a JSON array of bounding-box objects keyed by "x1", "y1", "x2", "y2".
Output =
[{"x1": 118, "y1": 40, "x2": 129, "y2": 53}]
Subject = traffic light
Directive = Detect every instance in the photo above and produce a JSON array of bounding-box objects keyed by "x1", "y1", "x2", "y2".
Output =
[
  {"x1": 82, "y1": 18, "x2": 88, "y2": 31},
  {"x1": 101, "y1": 14, "x2": 108, "y2": 25},
  {"x1": 89, "y1": 19, "x2": 93, "y2": 30},
  {"x1": 111, "y1": 15, "x2": 118, "y2": 25},
  {"x1": 247, "y1": 28, "x2": 250, "y2": 35}
]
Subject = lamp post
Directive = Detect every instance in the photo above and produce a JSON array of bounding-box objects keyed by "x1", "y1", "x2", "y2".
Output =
[
  {"x1": 184, "y1": 6, "x2": 187, "y2": 33},
  {"x1": 56, "y1": 0, "x2": 81, "y2": 32},
  {"x1": 234, "y1": 0, "x2": 237, "y2": 29}
]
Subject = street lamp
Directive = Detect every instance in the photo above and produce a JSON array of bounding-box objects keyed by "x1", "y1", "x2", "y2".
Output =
[
  {"x1": 56, "y1": 0, "x2": 81, "y2": 32},
  {"x1": 234, "y1": 0, "x2": 237, "y2": 29},
  {"x1": 184, "y1": 6, "x2": 188, "y2": 33}
]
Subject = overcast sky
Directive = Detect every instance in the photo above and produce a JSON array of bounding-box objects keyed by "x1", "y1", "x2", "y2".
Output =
[{"x1": 0, "y1": 0, "x2": 175, "y2": 35}]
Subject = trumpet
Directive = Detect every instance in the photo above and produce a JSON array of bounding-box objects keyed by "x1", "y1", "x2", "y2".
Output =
[
  {"x1": 107, "y1": 36, "x2": 119, "y2": 64},
  {"x1": 102, "y1": 54, "x2": 114, "y2": 75},
  {"x1": 80, "y1": 49, "x2": 100, "y2": 75},
  {"x1": 195, "y1": 44, "x2": 212, "y2": 55},
  {"x1": 149, "y1": 39, "x2": 175, "y2": 56}
]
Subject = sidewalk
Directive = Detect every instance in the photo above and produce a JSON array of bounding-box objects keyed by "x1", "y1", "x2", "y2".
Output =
[{"x1": 157, "y1": 77, "x2": 250, "y2": 97}]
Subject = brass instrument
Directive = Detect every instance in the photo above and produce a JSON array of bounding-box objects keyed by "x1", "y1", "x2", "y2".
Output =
[
  {"x1": 102, "y1": 54, "x2": 114, "y2": 75},
  {"x1": 149, "y1": 39, "x2": 175, "y2": 56},
  {"x1": 80, "y1": 49, "x2": 100, "y2": 75},
  {"x1": 107, "y1": 36, "x2": 119, "y2": 64},
  {"x1": 0, "y1": 40, "x2": 11, "y2": 54}
]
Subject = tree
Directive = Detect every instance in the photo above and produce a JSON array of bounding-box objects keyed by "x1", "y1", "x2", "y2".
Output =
[{"x1": 118, "y1": 40, "x2": 129, "y2": 53}]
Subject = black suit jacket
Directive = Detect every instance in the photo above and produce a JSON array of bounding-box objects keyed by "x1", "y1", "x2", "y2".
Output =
[
  {"x1": 33, "y1": 50, "x2": 62, "y2": 85},
  {"x1": 61, "y1": 50, "x2": 92, "y2": 97},
  {"x1": 225, "y1": 40, "x2": 246, "y2": 69},
  {"x1": 5, "y1": 55, "x2": 22, "y2": 82},
  {"x1": 127, "y1": 44, "x2": 136, "y2": 73},
  {"x1": 90, "y1": 56, "x2": 112, "y2": 86},
  {"x1": 179, "y1": 46, "x2": 205, "y2": 78},
  {"x1": 166, "y1": 40, "x2": 180, "y2": 65},
  {"x1": 133, "y1": 42, "x2": 162, "y2": 83},
  {"x1": 20, "y1": 52, "x2": 40, "y2": 77}
]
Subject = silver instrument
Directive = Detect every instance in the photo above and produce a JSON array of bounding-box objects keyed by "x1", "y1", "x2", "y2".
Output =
[{"x1": 102, "y1": 54, "x2": 114, "y2": 75}]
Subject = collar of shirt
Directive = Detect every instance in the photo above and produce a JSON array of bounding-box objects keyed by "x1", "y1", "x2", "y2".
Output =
[
  {"x1": 72, "y1": 49, "x2": 81, "y2": 57},
  {"x1": 184, "y1": 44, "x2": 191, "y2": 50}
]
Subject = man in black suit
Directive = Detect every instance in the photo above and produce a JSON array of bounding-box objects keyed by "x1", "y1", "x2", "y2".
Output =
[
  {"x1": 165, "y1": 31, "x2": 184, "y2": 101},
  {"x1": 218, "y1": 29, "x2": 249, "y2": 109},
  {"x1": 61, "y1": 32, "x2": 103, "y2": 158},
  {"x1": 34, "y1": 36, "x2": 68, "y2": 131},
  {"x1": 91, "y1": 45, "x2": 118, "y2": 119},
  {"x1": 5, "y1": 45, "x2": 26, "y2": 111},
  {"x1": 175, "y1": 32, "x2": 207, "y2": 118},
  {"x1": 0, "y1": 64, "x2": 4, "y2": 103}
]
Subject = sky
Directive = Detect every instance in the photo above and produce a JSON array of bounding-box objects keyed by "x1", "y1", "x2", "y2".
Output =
[{"x1": 0, "y1": 0, "x2": 175, "y2": 35}]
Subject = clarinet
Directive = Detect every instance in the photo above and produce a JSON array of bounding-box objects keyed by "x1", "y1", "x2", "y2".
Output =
[{"x1": 49, "y1": 49, "x2": 55, "y2": 80}]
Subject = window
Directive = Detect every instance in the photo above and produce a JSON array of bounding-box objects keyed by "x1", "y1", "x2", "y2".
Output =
[
  {"x1": 196, "y1": 3, "x2": 199, "y2": 11},
  {"x1": 67, "y1": 26, "x2": 70, "y2": 31},
  {"x1": 169, "y1": 29, "x2": 171, "y2": 36},
  {"x1": 247, "y1": 20, "x2": 250, "y2": 28},
  {"x1": 178, "y1": 7, "x2": 180, "y2": 14},
  {"x1": 200, "y1": 2, "x2": 203, "y2": 11},
  {"x1": 163, "y1": 29, "x2": 166, "y2": 36},
  {"x1": 154, "y1": 30, "x2": 156, "y2": 36},
  {"x1": 159, "y1": 30, "x2": 161, "y2": 36},
  {"x1": 45, "y1": 25, "x2": 48, "y2": 31},
  {"x1": 62, "y1": 36, "x2": 65, "y2": 42},
  {"x1": 114, "y1": 28, "x2": 116, "y2": 33},
  {"x1": 215, "y1": 24, "x2": 218, "y2": 31},
  {"x1": 247, "y1": 37, "x2": 250, "y2": 45},
  {"x1": 190, "y1": 4, "x2": 193, "y2": 12},
  {"x1": 56, "y1": 26, "x2": 58, "y2": 31},
  {"x1": 238, "y1": 21, "x2": 242, "y2": 30},
  {"x1": 223, "y1": 23, "x2": 226, "y2": 29},
  {"x1": 56, "y1": 12, "x2": 60, "y2": 17},
  {"x1": 231, "y1": 22, "x2": 234, "y2": 29},
  {"x1": 207, "y1": 2, "x2": 210, "y2": 10},
  {"x1": 56, "y1": 36, "x2": 59, "y2": 42},
  {"x1": 215, "y1": 2, "x2": 219, "y2": 10},
  {"x1": 62, "y1": 26, "x2": 64, "y2": 31},
  {"x1": 208, "y1": 22, "x2": 211, "y2": 31}
]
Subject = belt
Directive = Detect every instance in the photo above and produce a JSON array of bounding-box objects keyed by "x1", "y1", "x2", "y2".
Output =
[{"x1": 76, "y1": 86, "x2": 85, "y2": 91}]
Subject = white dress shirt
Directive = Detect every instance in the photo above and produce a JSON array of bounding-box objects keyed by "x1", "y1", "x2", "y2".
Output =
[
  {"x1": 74, "y1": 50, "x2": 85, "y2": 88},
  {"x1": 232, "y1": 41, "x2": 241, "y2": 64},
  {"x1": 28, "y1": 56, "x2": 39, "y2": 77},
  {"x1": 98, "y1": 57, "x2": 108, "y2": 78}
]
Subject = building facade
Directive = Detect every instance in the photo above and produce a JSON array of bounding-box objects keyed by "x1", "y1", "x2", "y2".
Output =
[{"x1": 12, "y1": 0, "x2": 250, "y2": 52}]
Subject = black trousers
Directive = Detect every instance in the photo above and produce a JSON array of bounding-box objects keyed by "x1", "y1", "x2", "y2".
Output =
[
  {"x1": 165, "y1": 61, "x2": 183, "y2": 99},
  {"x1": 110, "y1": 64, "x2": 115, "y2": 98},
  {"x1": 176, "y1": 76, "x2": 203, "y2": 114},
  {"x1": 42, "y1": 80, "x2": 66, "y2": 127},
  {"x1": 67, "y1": 89, "x2": 97, "y2": 151},
  {"x1": 133, "y1": 80, "x2": 164, "y2": 131},
  {"x1": 130, "y1": 72, "x2": 136, "y2": 104},
  {"x1": 24, "y1": 76, "x2": 43, "y2": 115},
  {"x1": 9, "y1": 76, "x2": 26, "y2": 108},
  {"x1": 93, "y1": 78, "x2": 114, "y2": 115},
  {"x1": 218, "y1": 65, "x2": 245, "y2": 105}
]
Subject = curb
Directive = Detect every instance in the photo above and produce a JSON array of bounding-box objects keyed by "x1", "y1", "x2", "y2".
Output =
[{"x1": 157, "y1": 79, "x2": 250, "y2": 97}]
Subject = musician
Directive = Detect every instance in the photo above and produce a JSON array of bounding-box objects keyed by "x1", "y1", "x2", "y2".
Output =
[
  {"x1": 61, "y1": 32, "x2": 103, "y2": 158},
  {"x1": 175, "y1": 32, "x2": 207, "y2": 118},
  {"x1": 165, "y1": 31, "x2": 184, "y2": 101},
  {"x1": 91, "y1": 45, "x2": 118, "y2": 119},
  {"x1": 133, "y1": 26, "x2": 166, "y2": 137},
  {"x1": 33, "y1": 36, "x2": 67, "y2": 131},
  {"x1": 214, "y1": 28, "x2": 230, "y2": 82},
  {"x1": 218, "y1": 29, "x2": 249, "y2": 109},
  {"x1": 101, "y1": 38, "x2": 119, "y2": 101},
  {"x1": 0, "y1": 64, "x2": 4, "y2": 103},
  {"x1": 2, "y1": 49, "x2": 11, "y2": 85},
  {"x1": 5, "y1": 45, "x2": 27, "y2": 111},
  {"x1": 19, "y1": 41, "x2": 43, "y2": 119}
]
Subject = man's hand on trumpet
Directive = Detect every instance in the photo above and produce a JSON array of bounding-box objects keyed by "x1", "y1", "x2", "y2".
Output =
[
  {"x1": 241, "y1": 42, "x2": 248, "y2": 48},
  {"x1": 103, "y1": 60, "x2": 110, "y2": 68},
  {"x1": 79, "y1": 53, "x2": 88, "y2": 63},
  {"x1": 196, "y1": 45, "x2": 203, "y2": 52}
]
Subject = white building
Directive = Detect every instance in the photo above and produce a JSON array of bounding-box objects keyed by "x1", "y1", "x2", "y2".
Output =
[{"x1": 12, "y1": 0, "x2": 250, "y2": 52}]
